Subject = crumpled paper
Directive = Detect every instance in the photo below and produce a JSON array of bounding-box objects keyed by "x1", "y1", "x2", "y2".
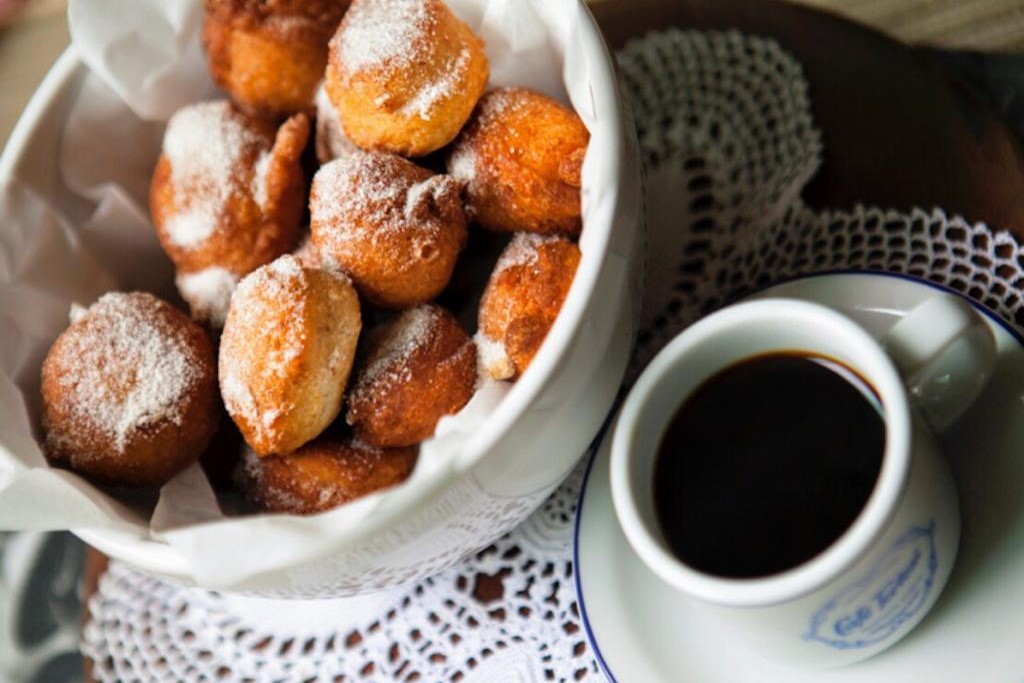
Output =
[{"x1": 0, "y1": 0, "x2": 609, "y2": 588}]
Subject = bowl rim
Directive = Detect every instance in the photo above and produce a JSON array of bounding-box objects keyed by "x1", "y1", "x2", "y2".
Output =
[
  {"x1": 1, "y1": 0, "x2": 632, "y2": 585},
  {"x1": 0, "y1": 46, "x2": 80, "y2": 183}
]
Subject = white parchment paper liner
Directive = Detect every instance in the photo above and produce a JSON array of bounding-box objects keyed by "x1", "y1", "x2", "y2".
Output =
[{"x1": 0, "y1": 0, "x2": 610, "y2": 588}]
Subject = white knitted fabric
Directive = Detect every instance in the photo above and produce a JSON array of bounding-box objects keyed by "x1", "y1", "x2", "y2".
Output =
[{"x1": 74, "y1": 29, "x2": 1024, "y2": 682}]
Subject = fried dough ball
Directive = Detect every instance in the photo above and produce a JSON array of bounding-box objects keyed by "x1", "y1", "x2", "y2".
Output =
[
  {"x1": 203, "y1": 0, "x2": 351, "y2": 116},
  {"x1": 448, "y1": 87, "x2": 589, "y2": 236},
  {"x1": 40, "y1": 293, "x2": 219, "y2": 487},
  {"x1": 347, "y1": 304, "x2": 476, "y2": 447},
  {"x1": 150, "y1": 100, "x2": 309, "y2": 327},
  {"x1": 310, "y1": 151, "x2": 467, "y2": 308},
  {"x1": 219, "y1": 255, "x2": 362, "y2": 455},
  {"x1": 240, "y1": 435, "x2": 417, "y2": 514},
  {"x1": 325, "y1": 0, "x2": 489, "y2": 156},
  {"x1": 477, "y1": 234, "x2": 580, "y2": 380}
]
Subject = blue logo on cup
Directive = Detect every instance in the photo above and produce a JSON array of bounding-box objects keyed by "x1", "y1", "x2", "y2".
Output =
[{"x1": 805, "y1": 521, "x2": 937, "y2": 650}]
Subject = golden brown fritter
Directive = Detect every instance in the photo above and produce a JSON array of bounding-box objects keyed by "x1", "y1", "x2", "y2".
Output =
[
  {"x1": 150, "y1": 101, "x2": 309, "y2": 326},
  {"x1": 477, "y1": 234, "x2": 581, "y2": 380},
  {"x1": 203, "y1": 0, "x2": 351, "y2": 116},
  {"x1": 219, "y1": 255, "x2": 362, "y2": 455},
  {"x1": 347, "y1": 304, "x2": 477, "y2": 447},
  {"x1": 240, "y1": 434, "x2": 417, "y2": 514},
  {"x1": 310, "y1": 151, "x2": 467, "y2": 309},
  {"x1": 41, "y1": 292, "x2": 219, "y2": 487},
  {"x1": 324, "y1": 0, "x2": 488, "y2": 156},
  {"x1": 448, "y1": 87, "x2": 589, "y2": 236}
]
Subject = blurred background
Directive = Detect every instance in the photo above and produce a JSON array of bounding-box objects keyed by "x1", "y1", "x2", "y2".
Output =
[{"x1": 1, "y1": 0, "x2": 1023, "y2": 149}]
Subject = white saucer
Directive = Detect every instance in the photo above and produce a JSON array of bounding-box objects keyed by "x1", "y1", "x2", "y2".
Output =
[{"x1": 575, "y1": 272, "x2": 1024, "y2": 682}]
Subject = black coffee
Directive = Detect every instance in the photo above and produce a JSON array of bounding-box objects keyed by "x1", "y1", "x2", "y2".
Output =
[{"x1": 653, "y1": 353, "x2": 885, "y2": 578}]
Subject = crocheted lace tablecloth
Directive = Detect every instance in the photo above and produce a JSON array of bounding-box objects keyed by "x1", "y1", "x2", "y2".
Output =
[{"x1": 4, "y1": 28, "x2": 1024, "y2": 683}]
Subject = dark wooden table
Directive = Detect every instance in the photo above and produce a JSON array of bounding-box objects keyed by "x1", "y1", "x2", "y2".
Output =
[{"x1": 592, "y1": 0, "x2": 1024, "y2": 238}]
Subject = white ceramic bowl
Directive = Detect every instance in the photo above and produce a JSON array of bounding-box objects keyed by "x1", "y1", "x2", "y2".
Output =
[{"x1": 0, "y1": 1, "x2": 643, "y2": 596}]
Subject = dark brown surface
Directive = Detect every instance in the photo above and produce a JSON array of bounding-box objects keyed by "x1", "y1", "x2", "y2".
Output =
[{"x1": 592, "y1": 0, "x2": 1024, "y2": 237}]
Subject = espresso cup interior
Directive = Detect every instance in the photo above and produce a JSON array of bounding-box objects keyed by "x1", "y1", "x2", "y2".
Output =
[{"x1": 613, "y1": 299, "x2": 912, "y2": 606}]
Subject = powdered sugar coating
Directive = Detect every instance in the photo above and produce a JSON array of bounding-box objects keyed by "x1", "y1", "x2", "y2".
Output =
[
  {"x1": 312, "y1": 152, "x2": 461, "y2": 242},
  {"x1": 455, "y1": 89, "x2": 531, "y2": 171},
  {"x1": 44, "y1": 293, "x2": 204, "y2": 456},
  {"x1": 176, "y1": 267, "x2": 240, "y2": 329},
  {"x1": 493, "y1": 233, "x2": 561, "y2": 275},
  {"x1": 162, "y1": 101, "x2": 266, "y2": 249},
  {"x1": 220, "y1": 255, "x2": 311, "y2": 445},
  {"x1": 313, "y1": 152, "x2": 405, "y2": 229},
  {"x1": 221, "y1": 372, "x2": 261, "y2": 435},
  {"x1": 447, "y1": 87, "x2": 587, "y2": 236},
  {"x1": 401, "y1": 47, "x2": 471, "y2": 121},
  {"x1": 310, "y1": 151, "x2": 467, "y2": 309},
  {"x1": 291, "y1": 231, "x2": 322, "y2": 268},
  {"x1": 469, "y1": 87, "x2": 530, "y2": 131},
  {"x1": 68, "y1": 303, "x2": 88, "y2": 324},
  {"x1": 233, "y1": 257, "x2": 309, "y2": 379},
  {"x1": 334, "y1": 0, "x2": 432, "y2": 76},
  {"x1": 404, "y1": 175, "x2": 455, "y2": 219},
  {"x1": 447, "y1": 90, "x2": 529, "y2": 198},
  {"x1": 252, "y1": 152, "x2": 271, "y2": 210},
  {"x1": 346, "y1": 303, "x2": 477, "y2": 447},
  {"x1": 314, "y1": 84, "x2": 358, "y2": 164},
  {"x1": 354, "y1": 305, "x2": 437, "y2": 397},
  {"x1": 478, "y1": 234, "x2": 580, "y2": 380},
  {"x1": 219, "y1": 254, "x2": 361, "y2": 455},
  {"x1": 448, "y1": 144, "x2": 477, "y2": 186}
]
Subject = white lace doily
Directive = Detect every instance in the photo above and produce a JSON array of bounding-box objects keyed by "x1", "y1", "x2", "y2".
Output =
[{"x1": 79, "y1": 29, "x2": 1024, "y2": 683}]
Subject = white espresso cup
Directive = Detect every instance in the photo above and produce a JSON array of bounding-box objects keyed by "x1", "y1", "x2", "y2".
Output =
[{"x1": 610, "y1": 294, "x2": 996, "y2": 668}]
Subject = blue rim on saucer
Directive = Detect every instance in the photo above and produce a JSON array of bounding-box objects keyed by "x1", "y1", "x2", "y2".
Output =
[{"x1": 574, "y1": 431, "x2": 621, "y2": 683}]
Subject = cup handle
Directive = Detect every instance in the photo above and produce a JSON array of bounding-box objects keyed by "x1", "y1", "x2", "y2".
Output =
[{"x1": 880, "y1": 293, "x2": 997, "y2": 431}]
